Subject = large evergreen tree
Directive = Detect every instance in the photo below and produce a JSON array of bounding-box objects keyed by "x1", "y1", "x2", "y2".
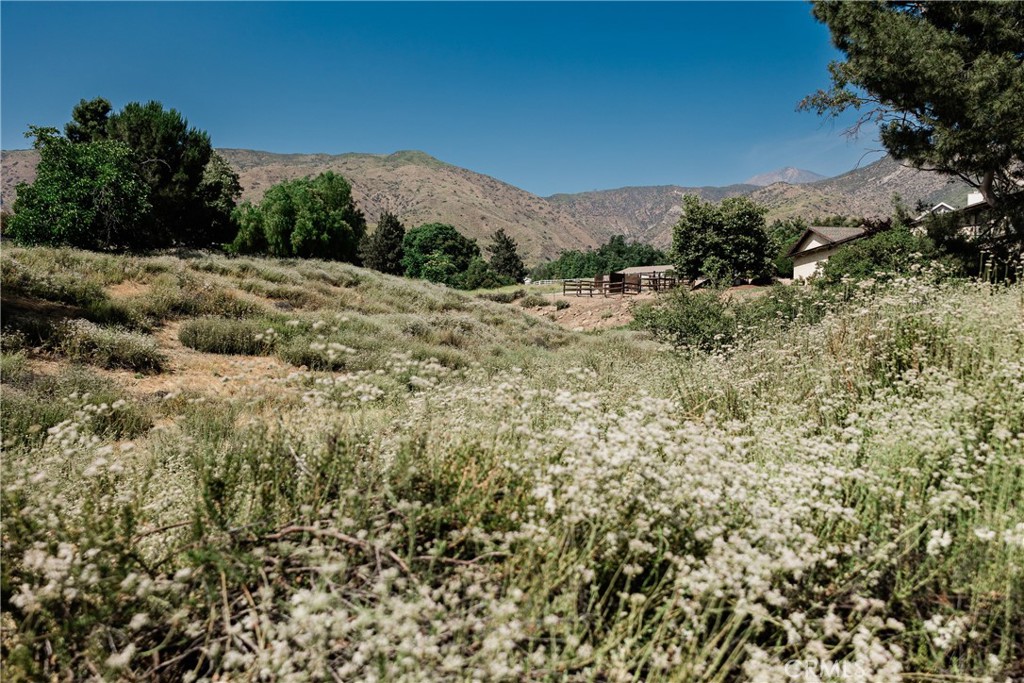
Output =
[
  {"x1": 359, "y1": 211, "x2": 406, "y2": 275},
  {"x1": 106, "y1": 101, "x2": 220, "y2": 246},
  {"x1": 485, "y1": 228, "x2": 527, "y2": 283},
  {"x1": 802, "y1": 1, "x2": 1024, "y2": 250}
]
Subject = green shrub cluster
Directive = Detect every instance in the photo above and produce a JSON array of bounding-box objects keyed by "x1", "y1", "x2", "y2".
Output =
[
  {"x1": 632, "y1": 284, "x2": 834, "y2": 350},
  {"x1": 57, "y1": 319, "x2": 165, "y2": 373},
  {"x1": 1, "y1": 363, "x2": 151, "y2": 451},
  {"x1": 178, "y1": 317, "x2": 279, "y2": 355},
  {"x1": 519, "y1": 293, "x2": 549, "y2": 308},
  {"x1": 476, "y1": 288, "x2": 526, "y2": 303}
]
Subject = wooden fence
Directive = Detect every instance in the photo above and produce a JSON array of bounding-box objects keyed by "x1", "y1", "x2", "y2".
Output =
[{"x1": 562, "y1": 273, "x2": 682, "y2": 297}]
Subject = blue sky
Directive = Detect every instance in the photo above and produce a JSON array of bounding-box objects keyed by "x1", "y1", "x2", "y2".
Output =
[{"x1": 1, "y1": 2, "x2": 881, "y2": 196}]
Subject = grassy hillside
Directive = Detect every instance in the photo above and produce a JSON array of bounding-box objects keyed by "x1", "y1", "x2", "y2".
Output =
[{"x1": 2, "y1": 246, "x2": 1022, "y2": 681}]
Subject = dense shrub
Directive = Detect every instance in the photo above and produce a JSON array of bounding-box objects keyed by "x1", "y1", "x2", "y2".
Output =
[
  {"x1": 519, "y1": 293, "x2": 549, "y2": 308},
  {"x1": 57, "y1": 319, "x2": 165, "y2": 373},
  {"x1": 1, "y1": 365, "x2": 150, "y2": 450},
  {"x1": 476, "y1": 289, "x2": 526, "y2": 303},
  {"x1": 178, "y1": 317, "x2": 279, "y2": 355},
  {"x1": 631, "y1": 289, "x2": 736, "y2": 350},
  {"x1": 821, "y1": 225, "x2": 943, "y2": 283}
]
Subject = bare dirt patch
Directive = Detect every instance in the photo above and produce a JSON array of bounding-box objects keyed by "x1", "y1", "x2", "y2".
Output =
[
  {"x1": 521, "y1": 291, "x2": 658, "y2": 331},
  {"x1": 117, "y1": 321, "x2": 295, "y2": 399},
  {"x1": 106, "y1": 281, "x2": 151, "y2": 299}
]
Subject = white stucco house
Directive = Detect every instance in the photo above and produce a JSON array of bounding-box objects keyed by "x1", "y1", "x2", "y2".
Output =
[
  {"x1": 911, "y1": 192, "x2": 991, "y2": 238},
  {"x1": 787, "y1": 226, "x2": 869, "y2": 281}
]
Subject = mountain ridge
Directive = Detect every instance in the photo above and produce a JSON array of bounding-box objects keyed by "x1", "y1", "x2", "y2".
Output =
[
  {"x1": 743, "y1": 167, "x2": 827, "y2": 186},
  {"x1": 1, "y1": 147, "x2": 971, "y2": 261}
]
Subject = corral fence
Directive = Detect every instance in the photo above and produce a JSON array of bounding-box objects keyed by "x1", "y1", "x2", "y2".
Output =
[{"x1": 562, "y1": 272, "x2": 683, "y2": 297}]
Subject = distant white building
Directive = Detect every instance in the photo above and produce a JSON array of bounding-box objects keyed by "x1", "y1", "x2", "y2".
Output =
[
  {"x1": 787, "y1": 226, "x2": 869, "y2": 281},
  {"x1": 911, "y1": 191, "x2": 991, "y2": 238},
  {"x1": 615, "y1": 264, "x2": 676, "y2": 276}
]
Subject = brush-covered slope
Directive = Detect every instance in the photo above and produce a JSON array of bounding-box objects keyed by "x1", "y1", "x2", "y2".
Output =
[
  {"x1": 545, "y1": 184, "x2": 758, "y2": 248},
  {"x1": 550, "y1": 155, "x2": 970, "y2": 244},
  {"x1": 749, "y1": 155, "x2": 970, "y2": 221}
]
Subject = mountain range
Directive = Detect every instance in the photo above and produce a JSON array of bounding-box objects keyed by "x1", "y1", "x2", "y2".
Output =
[{"x1": 0, "y1": 148, "x2": 969, "y2": 261}]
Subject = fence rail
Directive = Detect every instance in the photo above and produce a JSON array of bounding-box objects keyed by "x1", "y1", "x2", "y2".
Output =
[{"x1": 561, "y1": 274, "x2": 682, "y2": 297}]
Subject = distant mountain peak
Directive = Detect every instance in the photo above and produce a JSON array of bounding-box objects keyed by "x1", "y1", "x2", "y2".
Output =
[{"x1": 744, "y1": 167, "x2": 827, "y2": 186}]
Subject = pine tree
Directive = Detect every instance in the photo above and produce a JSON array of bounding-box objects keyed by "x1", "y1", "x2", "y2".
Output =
[
  {"x1": 486, "y1": 228, "x2": 527, "y2": 283},
  {"x1": 359, "y1": 211, "x2": 406, "y2": 275},
  {"x1": 802, "y1": 2, "x2": 1024, "y2": 250}
]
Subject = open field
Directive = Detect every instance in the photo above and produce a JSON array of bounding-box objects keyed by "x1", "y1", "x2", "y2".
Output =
[{"x1": 2, "y1": 247, "x2": 1023, "y2": 681}]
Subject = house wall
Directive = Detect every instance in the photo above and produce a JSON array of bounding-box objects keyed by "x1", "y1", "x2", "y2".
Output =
[
  {"x1": 793, "y1": 247, "x2": 835, "y2": 281},
  {"x1": 802, "y1": 235, "x2": 827, "y2": 250}
]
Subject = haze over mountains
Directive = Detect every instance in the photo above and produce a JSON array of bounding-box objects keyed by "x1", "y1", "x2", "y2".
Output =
[{"x1": 1, "y1": 148, "x2": 969, "y2": 261}]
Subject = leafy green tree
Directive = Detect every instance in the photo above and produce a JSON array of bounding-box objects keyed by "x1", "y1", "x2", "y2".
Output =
[
  {"x1": 463, "y1": 256, "x2": 513, "y2": 290},
  {"x1": 821, "y1": 225, "x2": 943, "y2": 284},
  {"x1": 530, "y1": 235, "x2": 666, "y2": 280},
  {"x1": 419, "y1": 251, "x2": 462, "y2": 287},
  {"x1": 486, "y1": 228, "x2": 527, "y2": 283},
  {"x1": 7, "y1": 126, "x2": 150, "y2": 250},
  {"x1": 401, "y1": 223, "x2": 480, "y2": 280},
  {"x1": 198, "y1": 152, "x2": 243, "y2": 246},
  {"x1": 768, "y1": 218, "x2": 809, "y2": 276},
  {"x1": 801, "y1": 2, "x2": 1024, "y2": 250},
  {"x1": 671, "y1": 195, "x2": 771, "y2": 283},
  {"x1": 359, "y1": 211, "x2": 406, "y2": 275},
  {"x1": 230, "y1": 172, "x2": 366, "y2": 261},
  {"x1": 16, "y1": 98, "x2": 240, "y2": 249}
]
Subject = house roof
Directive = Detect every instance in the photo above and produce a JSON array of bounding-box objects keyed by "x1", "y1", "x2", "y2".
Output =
[
  {"x1": 912, "y1": 197, "x2": 992, "y2": 225},
  {"x1": 912, "y1": 202, "x2": 956, "y2": 224},
  {"x1": 616, "y1": 264, "x2": 676, "y2": 275},
  {"x1": 786, "y1": 226, "x2": 868, "y2": 257}
]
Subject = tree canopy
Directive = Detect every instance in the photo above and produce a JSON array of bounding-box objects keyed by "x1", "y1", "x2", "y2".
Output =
[
  {"x1": 231, "y1": 172, "x2": 366, "y2": 261},
  {"x1": 9, "y1": 97, "x2": 240, "y2": 250},
  {"x1": 7, "y1": 127, "x2": 150, "y2": 251},
  {"x1": 485, "y1": 228, "x2": 527, "y2": 283},
  {"x1": 530, "y1": 235, "x2": 666, "y2": 280},
  {"x1": 401, "y1": 223, "x2": 480, "y2": 284},
  {"x1": 801, "y1": 2, "x2": 1024, "y2": 250},
  {"x1": 670, "y1": 196, "x2": 772, "y2": 283},
  {"x1": 359, "y1": 211, "x2": 406, "y2": 275}
]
